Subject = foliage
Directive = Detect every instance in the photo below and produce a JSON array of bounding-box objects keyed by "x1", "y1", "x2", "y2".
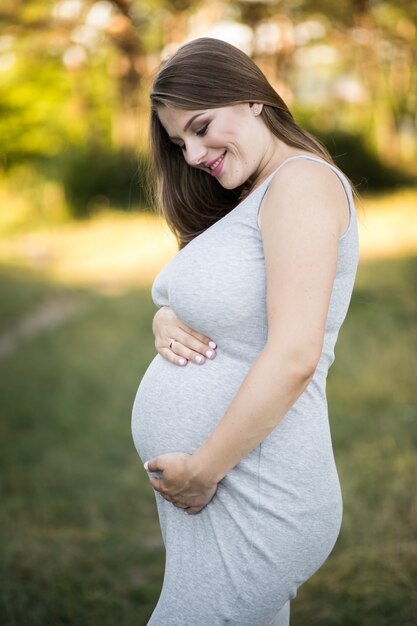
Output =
[
  {"x1": 1, "y1": 0, "x2": 416, "y2": 224},
  {"x1": 0, "y1": 34, "x2": 117, "y2": 167},
  {"x1": 312, "y1": 129, "x2": 416, "y2": 191},
  {"x1": 0, "y1": 53, "x2": 75, "y2": 164},
  {"x1": 58, "y1": 147, "x2": 150, "y2": 217}
]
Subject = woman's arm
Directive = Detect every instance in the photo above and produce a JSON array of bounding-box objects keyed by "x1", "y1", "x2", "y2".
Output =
[
  {"x1": 146, "y1": 160, "x2": 348, "y2": 512},
  {"x1": 191, "y1": 160, "x2": 347, "y2": 482},
  {"x1": 153, "y1": 305, "x2": 217, "y2": 366}
]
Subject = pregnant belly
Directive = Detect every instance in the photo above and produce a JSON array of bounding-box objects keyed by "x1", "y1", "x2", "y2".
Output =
[{"x1": 131, "y1": 351, "x2": 251, "y2": 464}]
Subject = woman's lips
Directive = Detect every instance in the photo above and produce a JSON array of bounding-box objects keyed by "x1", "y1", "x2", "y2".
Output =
[{"x1": 208, "y1": 151, "x2": 226, "y2": 177}]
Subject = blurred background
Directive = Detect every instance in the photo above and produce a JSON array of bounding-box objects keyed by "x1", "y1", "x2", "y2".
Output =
[{"x1": 0, "y1": 1, "x2": 416, "y2": 624}]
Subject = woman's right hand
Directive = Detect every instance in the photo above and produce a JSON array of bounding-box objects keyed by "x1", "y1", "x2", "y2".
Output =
[{"x1": 152, "y1": 306, "x2": 217, "y2": 366}]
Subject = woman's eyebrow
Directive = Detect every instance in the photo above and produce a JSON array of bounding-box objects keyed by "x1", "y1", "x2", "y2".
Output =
[
  {"x1": 184, "y1": 113, "x2": 205, "y2": 131},
  {"x1": 169, "y1": 113, "x2": 206, "y2": 140}
]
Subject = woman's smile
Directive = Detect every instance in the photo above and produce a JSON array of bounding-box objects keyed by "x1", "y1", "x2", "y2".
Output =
[{"x1": 206, "y1": 151, "x2": 227, "y2": 176}]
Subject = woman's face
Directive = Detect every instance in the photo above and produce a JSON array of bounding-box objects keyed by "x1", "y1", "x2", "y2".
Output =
[{"x1": 158, "y1": 103, "x2": 274, "y2": 189}]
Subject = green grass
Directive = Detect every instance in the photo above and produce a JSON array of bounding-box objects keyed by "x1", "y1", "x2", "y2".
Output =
[
  {"x1": 0, "y1": 255, "x2": 416, "y2": 625},
  {"x1": 0, "y1": 271, "x2": 162, "y2": 625}
]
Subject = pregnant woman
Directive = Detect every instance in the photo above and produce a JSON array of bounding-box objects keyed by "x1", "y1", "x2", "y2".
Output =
[{"x1": 131, "y1": 37, "x2": 359, "y2": 625}]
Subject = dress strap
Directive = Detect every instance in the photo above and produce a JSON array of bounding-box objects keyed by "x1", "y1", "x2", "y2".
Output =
[{"x1": 258, "y1": 154, "x2": 356, "y2": 240}]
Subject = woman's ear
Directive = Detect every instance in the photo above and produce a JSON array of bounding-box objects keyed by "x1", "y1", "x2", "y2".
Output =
[{"x1": 250, "y1": 103, "x2": 263, "y2": 116}]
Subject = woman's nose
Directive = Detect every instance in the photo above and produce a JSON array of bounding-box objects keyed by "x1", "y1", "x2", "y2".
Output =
[{"x1": 184, "y1": 141, "x2": 207, "y2": 167}]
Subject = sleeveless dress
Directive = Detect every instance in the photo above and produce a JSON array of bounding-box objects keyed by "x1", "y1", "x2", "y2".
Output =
[{"x1": 131, "y1": 155, "x2": 360, "y2": 625}]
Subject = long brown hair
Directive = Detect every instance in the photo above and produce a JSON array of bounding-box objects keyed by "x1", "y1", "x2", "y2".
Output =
[{"x1": 150, "y1": 37, "x2": 336, "y2": 249}]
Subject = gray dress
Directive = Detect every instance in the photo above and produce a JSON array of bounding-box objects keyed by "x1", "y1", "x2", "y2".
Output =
[{"x1": 131, "y1": 155, "x2": 360, "y2": 625}]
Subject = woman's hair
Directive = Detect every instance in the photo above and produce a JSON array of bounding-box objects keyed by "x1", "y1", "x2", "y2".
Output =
[{"x1": 150, "y1": 37, "x2": 336, "y2": 248}]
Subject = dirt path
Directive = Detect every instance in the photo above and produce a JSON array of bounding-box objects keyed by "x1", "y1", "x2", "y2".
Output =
[{"x1": 0, "y1": 297, "x2": 84, "y2": 359}]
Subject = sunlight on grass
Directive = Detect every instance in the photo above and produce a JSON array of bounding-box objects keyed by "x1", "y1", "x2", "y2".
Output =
[
  {"x1": 0, "y1": 211, "x2": 177, "y2": 294},
  {"x1": 358, "y1": 189, "x2": 417, "y2": 260},
  {"x1": 0, "y1": 188, "x2": 416, "y2": 293}
]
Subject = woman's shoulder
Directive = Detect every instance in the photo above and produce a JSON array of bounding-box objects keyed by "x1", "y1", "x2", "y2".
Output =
[
  {"x1": 271, "y1": 152, "x2": 344, "y2": 182},
  {"x1": 259, "y1": 153, "x2": 351, "y2": 236},
  {"x1": 265, "y1": 151, "x2": 350, "y2": 200}
]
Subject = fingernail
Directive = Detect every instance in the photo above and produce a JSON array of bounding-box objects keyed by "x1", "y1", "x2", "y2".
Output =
[
  {"x1": 195, "y1": 355, "x2": 204, "y2": 364},
  {"x1": 144, "y1": 461, "x2": 149, "y2": 471},
  {"x1": 178, "y1": 358, "x2": 187, "y2": 366},
  {"x1": 205, "y1": 350, "x2": 214, "y2": 359},
  {"x1": 209, "y1": 341, "x2": 217, "y2": 349}
]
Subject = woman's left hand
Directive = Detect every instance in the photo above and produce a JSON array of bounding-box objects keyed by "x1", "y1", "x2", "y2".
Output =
[{"x1": 145, "y1": 452, "x2": 218, "y2": 515}]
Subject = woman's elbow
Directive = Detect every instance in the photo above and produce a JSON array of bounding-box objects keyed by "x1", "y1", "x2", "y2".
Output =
[{"x1": 264, "y1": 340, "x2": 321, "y2": 381}]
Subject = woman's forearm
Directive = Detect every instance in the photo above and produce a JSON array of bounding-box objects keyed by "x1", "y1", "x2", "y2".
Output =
[{"x1": 191, "y1": 345, "x2": 317, "y2": 483}]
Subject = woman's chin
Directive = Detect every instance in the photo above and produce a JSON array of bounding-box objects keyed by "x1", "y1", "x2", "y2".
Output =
[{"x1": 216, "y1": 175, "x2": 245, "y2": 191}]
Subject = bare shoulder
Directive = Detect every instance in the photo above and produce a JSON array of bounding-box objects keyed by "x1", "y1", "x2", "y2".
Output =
[{"x1": 258, "y1": 157, "x2": 350, "y2": 237}]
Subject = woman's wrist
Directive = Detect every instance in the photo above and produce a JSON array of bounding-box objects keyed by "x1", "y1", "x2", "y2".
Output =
[
  {"x1": 189, "y1": 445, "x2": 228, "y2": 485},
  {"x1": 152, "y1": 305, "x2": 168, "y2": 335}
]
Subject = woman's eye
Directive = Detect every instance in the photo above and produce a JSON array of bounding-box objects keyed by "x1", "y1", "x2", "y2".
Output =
[
  {"x1": 172, "y1": 123, "x2": 209, "y2": 152},
  {"x1": 195, "y1": 123, "x2": 209, "y2": 137}
]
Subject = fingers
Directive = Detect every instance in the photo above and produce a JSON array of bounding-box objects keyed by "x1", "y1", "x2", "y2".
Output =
[
  {"x1": 150, "y1": 485, "x2": 206, "y2": 513},
  {"x1": 168, "y1": 331, "x2": 217, "y2": 366},
  {"x1": 149, "y1": 480, "x2": 201, "y2": 510},
  {"x1": 164, "y1": 345, "x2": 188, "y2": 367},
  {"x1": 153, "y1": 305, "x2": 214, "y2": 348},
  {"x1": 144, "y1": 458, "x2": 163, "y2": 473},
  {"x1": 153, "y1": 305, "x2": 217, "y2": 366},
  {"x1": 179, "y1": 329, "x2": 217, "y2": 357},
  {"x1": 154, "y1": 488, "x2": 189, "y2": 509},
  {"x1": 148, "y1": 477, "x2": 162, "y2": 492},
  {"x1": 179, "y1": 325, "x2": 217, "y2": 351}
]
